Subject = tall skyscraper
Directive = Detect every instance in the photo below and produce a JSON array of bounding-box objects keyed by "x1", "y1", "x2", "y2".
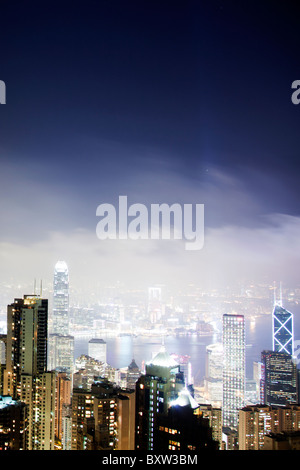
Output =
[
  {"x1": 49, "y1": 261, "x2": 74, "y2": 377},
  {"x1": 222, "y1": 314, "x2": 245, "y2": 430},
  {"x1": 272, "y1": 301, "x2": 294, "y2": 356},
  {"x1": 3, "y1": 294, "x2": 56, "y2": 450},
  {"x1": 261, "y1": 350, "x2": 298, "y2": 406},
  {"x1": 52, "y1": 260, "x2": 69, "y2": 336},
  {"x1": 4, "y1": 295, "x2": 48, "y2": 398}
]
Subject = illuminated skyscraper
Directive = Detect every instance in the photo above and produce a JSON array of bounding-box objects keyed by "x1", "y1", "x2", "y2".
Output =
[
  {"x1": 222, "y1": 314, "x2": 245, "y2": 430},
  {"x1": 49, "y1": 261, "x2": 74, "y2": 377},
  {"x1": 52, "y1": 260, "x2": 69, "y2": 336},
  {"x1": 272, "y1": 302, "x2": 294, "y2": 356},
  {"x1": 4, "y1": 295, "x2": 48, "y2": 398},
  {"x1": 3, "y1": 294, "x2": 55, "y2": 450}
]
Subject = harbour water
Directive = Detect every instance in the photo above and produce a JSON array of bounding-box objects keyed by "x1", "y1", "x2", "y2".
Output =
[{"x1": 73, "y1": 312, "x2": 289, "y2": 385}]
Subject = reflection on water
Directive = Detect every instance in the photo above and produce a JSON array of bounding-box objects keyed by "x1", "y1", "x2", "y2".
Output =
[{"x1": 74, "y1": 311, "x2": 298, "y2": 386}]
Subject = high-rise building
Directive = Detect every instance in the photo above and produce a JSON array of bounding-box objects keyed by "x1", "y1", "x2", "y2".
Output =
[
  {"x1": 156, "y1": 388, "x2": 219, "y2": 451},
  {"x1": 261, "y1": 350, "x2": 298, "y2": 406},
  {"x1": 52, "y1": 260, "x2": 69, "y2": 335},
  {"x1": 239, "y1": 404, "x2": 300, "y2": 450},
  {"x1": 48, "y1": 334, "x2": 74, "y2": 375},
  {"x1": 3, "y1": 294, "x2": 55, "y2": 450},
  {"x1": 71, "y1": 379, "x2": 135, "y2": 450},
  {"x1": 272, "y1": 304, "x2": 294, "y2": 356},
  {"x1": 198, "y1": 404, "x2": 222, "y2": 447},
  {"x1": 135, "y1": 346, "x2": 185, "y2": 451},
  {"x1": 203, "y1": 343, "x2": 223, "y2": 407},
  {"x1": 222, "y1": 314, "x2": 245, "y2": 430},
  {"x1": 49, "y1": 261, "x2": 74, "y2": 377},
  {"x1": 4, "y1": 295, "x2": 48, "y2": 398}
]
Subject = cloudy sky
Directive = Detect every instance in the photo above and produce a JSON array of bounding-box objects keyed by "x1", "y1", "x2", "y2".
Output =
[{"x1": 0, "y1": 0, "x2": 300, "y2": 295}]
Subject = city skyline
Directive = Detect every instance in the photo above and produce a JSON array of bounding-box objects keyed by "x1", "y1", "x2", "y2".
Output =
[{"x1": 1, "y1": 1, "x2": 300, "y2": 452}]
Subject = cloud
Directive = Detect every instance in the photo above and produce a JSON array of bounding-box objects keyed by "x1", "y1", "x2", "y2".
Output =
[{"x1": 0, "y1": 210, "x2": 299, "y2": 308}]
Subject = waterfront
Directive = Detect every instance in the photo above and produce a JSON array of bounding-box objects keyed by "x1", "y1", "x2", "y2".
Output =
[{"x1": 74, "y1": 312, "x2": 284, "y2": 385}]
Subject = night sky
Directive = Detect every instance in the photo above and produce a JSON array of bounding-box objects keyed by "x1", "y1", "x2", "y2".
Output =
[{"x1": 1, "y1": 0, "x2": 300, "y2": 293}]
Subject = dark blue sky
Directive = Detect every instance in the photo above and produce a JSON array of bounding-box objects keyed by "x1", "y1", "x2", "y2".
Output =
[{"x1": 0, "y1": 0, "x2": 300, "y2": 289}]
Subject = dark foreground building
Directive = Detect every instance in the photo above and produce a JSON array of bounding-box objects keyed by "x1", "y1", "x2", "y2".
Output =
[{"x1": 156, "y1": 388, "x2": 219, "y2": 451}]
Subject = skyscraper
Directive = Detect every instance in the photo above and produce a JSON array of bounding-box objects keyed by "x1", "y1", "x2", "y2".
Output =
[
  {"x1": 52, "y1": 260, "x2": 69, "y2": 336},
  {"x1": 4, "y1": 295, "x2": 48, "y2": 398},
  {"x1": 261, "y1": 350, "x2": 298, "y2": 406},
  {"x1": 272, "y1": 303, "x2": 294, "y2": 356},
  {"x1": 49, "y1": 261, "x2": 74, "y2": 377},
  {"x1": 222, "y1": 314, "x2": 245, "y2": 430},
  {"x1": 3, "y1": 294, "x2": 55, "y2": 450}
]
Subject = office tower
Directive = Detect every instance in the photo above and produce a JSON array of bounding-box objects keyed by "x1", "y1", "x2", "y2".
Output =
[
  {"x1": 0, "y1": 395, "x2": 28, "y2": 450},
  {"x1": 135, "y1": 345, "x2": 185, "y2": 451},
  {"x1": 272, "y1": 303, "x2": 294, "y2": 356},
  {"x1": 222, "y1": 314, "x2": 245, "y2": 430},
  {"x1": 49, "y1": 261, "x2": 74, "y2": 377},
  {"x1": 203, "y1": 343, "x2": 223, "y2": 407},
  {"x1": 156, "y1": 388, "x2": 218, "y2": 451},
  {"x1": 3, "y1": 294, "x2": 56, "y2": 450},
  {"x1": 88, "y1": 338, "x2": 107, "y2": 363},
  {"x1": 261, "y1": 350, "x2": 297, "y2": 406},
  {"x1": 48, "y1": 334, "x2": 74, "y2": 374},
  {"x1": 253, "y1": 361, "x2": 263, "y2": 404},
  {"x1": 52, "y1": 260, "x2": 69, "y2": 335},
  {"x1": 245, "y1": 379, "x2": 258, "y2": 405}
]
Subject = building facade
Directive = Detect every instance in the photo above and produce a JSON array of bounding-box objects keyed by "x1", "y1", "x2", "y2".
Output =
[
  {"x1": 135, "y1": 346, "x2": 185, "y2": 451},
  {"x1": 222, "y1": 314, "x2": 245, "y2": 430},
  {"x1": 3, "y1": 295, "x2": 55, "y2": 450},
  {"x1": 272, "y1": 304, "x2": 294, "y2": 356},
  {"x1": 261, "y1": 350, "x2": 298, "y2": 406},
  {"x1": 49, "y1": 261, "x2": 74, "y2": 378}
]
